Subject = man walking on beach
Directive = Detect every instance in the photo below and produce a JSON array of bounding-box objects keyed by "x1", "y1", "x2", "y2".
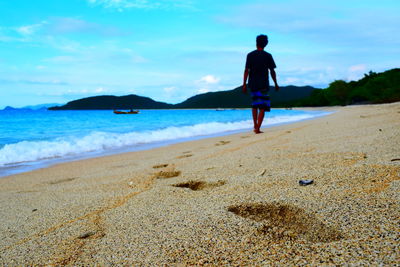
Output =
[{"x1": 243, "y1": 34, "x2": 279, "y2": 134}]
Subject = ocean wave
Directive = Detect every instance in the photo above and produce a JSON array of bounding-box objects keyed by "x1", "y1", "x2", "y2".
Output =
[{"x1": 0, "y1": 114, "x2": 317, "y2": 166}]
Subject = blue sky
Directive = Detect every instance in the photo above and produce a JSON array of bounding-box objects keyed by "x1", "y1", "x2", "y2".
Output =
[{"x1": 0, "y1": 0, "x2": 399, "y2": 108}]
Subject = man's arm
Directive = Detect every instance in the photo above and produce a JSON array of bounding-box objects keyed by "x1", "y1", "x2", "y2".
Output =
[
  {"x1": 243, "y1": 68, "x2": 249, "y2": 93},
  {"x1": 270, "y1": 68, "x2": 279, "y2": 91}
]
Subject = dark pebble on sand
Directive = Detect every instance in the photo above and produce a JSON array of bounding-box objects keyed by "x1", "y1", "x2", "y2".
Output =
[
  {"x1": 299, "y1": 179, "x2": 314, "y2": 186},
  {"x1": 78, "y1": 231, "x2": 96, "y2": 239}
]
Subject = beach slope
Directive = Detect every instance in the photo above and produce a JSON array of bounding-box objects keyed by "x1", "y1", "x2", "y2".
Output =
[{"x1": 0, "y1": 103, "x2": 399, "y2": 265}]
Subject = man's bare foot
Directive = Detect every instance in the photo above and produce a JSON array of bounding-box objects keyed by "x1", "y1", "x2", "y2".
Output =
[{"x1": 254, "y1": 129, "x2": 264, "y2": 134}]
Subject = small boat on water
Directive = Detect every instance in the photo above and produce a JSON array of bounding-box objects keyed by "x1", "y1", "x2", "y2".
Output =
[{"x1": 113, "y1": 110, "x2": 140, "y2": 114}]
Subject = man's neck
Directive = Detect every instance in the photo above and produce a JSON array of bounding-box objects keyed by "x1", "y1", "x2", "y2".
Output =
[{"x1": 256, "y1": 47, "x2": 264, "y2": 51}]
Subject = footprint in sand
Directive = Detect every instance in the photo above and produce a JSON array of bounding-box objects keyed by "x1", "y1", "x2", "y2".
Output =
[
  {"x1": 173, "y1": 180, "x2": 226, "y2": 191},
  {"x1": 176, "y1": 154, "x2": 193, "y2": 159},
  {"x1": 17, "y1": 190, "x2": 40, "y2": 194},
  {"x1": 215, "y1": 140, "x2": 230, "y2": 146},
  {"x1": 48, "y1": 177, "x2": 77, "y2": 185},
  {"x1": 228, "y1": 202, "x2": 343, "y2": 243},
  {"x1": 153, "y1": 165, "x2": 181, "y2": 179},
  {"x1": 152, "y1": 163, "x2": 169, "y2": 169}
]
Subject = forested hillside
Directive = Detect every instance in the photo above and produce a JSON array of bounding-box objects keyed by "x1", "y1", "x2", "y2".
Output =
[{"x1": 289, "y1": 68, "x2": 400, "y2": 107}]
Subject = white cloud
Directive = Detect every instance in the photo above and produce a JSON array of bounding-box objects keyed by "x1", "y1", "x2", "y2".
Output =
[
  {"x1": 279, "y1": 66, "x2": 340, "y2": 88},
  {"x1": 0, "y1": 78, "x2": 69, "y2": 86},
  {"x1": 0, "y1": 22, "x2": 47, "y2": 42},
  {"x1": 16, "y1": 25, "x2": 36, "y2": 35},
  {"x1": 217, "y1": 1, "x2": 400, "y2": 47},
  {"x1": 163, "y1": 86, "x2": 177, "y2": 93},
  {"x1": 161, "y1": 86, "x2": 182, "y2": 103},
  {"x1": 349, "y1": 64, "x2": 366, "y2": 72},
  {"x1": 1, "y1": 18, "x2": 127, "y2": 45},
  {"x1": 45, "y1": 55, "x2": 79, "y2": 64},
  {"x1": 194, "y1": 75, "x2": 222, "y2": 95},
  {"x1": 87, "y1": 0, "x2": 194, "y2": 10},
  {"x1": 347, "y1": 64, "x2": 367, "y2": 81},
  {"x1": 88, "y1": 0, "x2": 149, "y2": 9},
  {"x1": 95, "y1": 87, "x2": 107, "y2": 93},
  {"x1": 198, "y1": 74, "x2": 220, "y2": 84},
  {"x1": 282, "y1": 77, "x2": 299, "y2": 85},
  {"x1": 47, "y1": 17, "x2": 128, "y2": 36},
  {"x1": 15, "y1": 21, "x2": 47, "y2": 36},
  {"x1": 197, "y1": 88, "x2": 210, "y2": 94},
  {"x1": 38, "y1": 87, "x2": 112, "y2": 96}
]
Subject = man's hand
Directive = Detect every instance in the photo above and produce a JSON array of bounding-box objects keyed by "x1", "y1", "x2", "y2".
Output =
[
  {"x1": 270, "y1": 69, "x2": 279, "y2": 92},
  {"x1": 243, "y1": 69, "x2": 249, "y2": 94},
  {"x1": 242, "y1": 84, "x2": 247, "y2": 94}
]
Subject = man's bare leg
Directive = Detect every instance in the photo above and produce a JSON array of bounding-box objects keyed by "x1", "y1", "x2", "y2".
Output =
[
  {"x1": 252, "y1": 108, "x2": 265, "y2": 134},
  {"x1": 255, "y1": 109, "x2": 265, "y2": 134},
  {"x1": 252, "y1": 108, "x2": 258, "y2": 133}
]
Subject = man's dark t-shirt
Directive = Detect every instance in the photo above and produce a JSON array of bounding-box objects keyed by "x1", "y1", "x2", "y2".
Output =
[{"x1": 245, "y1": 50, "x2": 276, "y2": 92}]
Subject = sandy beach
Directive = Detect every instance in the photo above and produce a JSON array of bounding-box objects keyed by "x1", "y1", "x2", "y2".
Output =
[{"x1": 0, "y1": 103, "x2": 399, "y2": 265}]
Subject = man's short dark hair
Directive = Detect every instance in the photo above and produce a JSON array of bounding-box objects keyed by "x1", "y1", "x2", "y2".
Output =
[{"x1": 256, "y1": 34, "x2": 268, "y2": 48}]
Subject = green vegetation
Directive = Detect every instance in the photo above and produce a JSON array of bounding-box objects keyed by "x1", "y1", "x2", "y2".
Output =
[
  {"x1": 48, "y1": 68, "x2": 399, "y2": 110},
  {"x1": 288, "y1": 68, "x2": 400, "y2": 107},
  {"x1": 49, "y1": 95, "x2": 173, "y2": 110},
  {"x1": 175, "y1": 85, "x2": 315, "y2": 109},
  {"x1": 49, "y1": 86, "x2": 315, "y2": 110}
]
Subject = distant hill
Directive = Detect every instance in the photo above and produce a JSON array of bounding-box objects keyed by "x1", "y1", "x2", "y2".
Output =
[
  {"x1": 23, "y1": 103, "x2": 61, "y2": 110},
  {"x1": 49, "y1": 94, "x2": 173, "y2": 110},
  {"x1": 2, "y1": 106, "x2": 22, "y2": 111},
  {"x1": 175, "y1": 85, "x2": 316, "y2": 109},
  {"x1": 2, "y1": 106, "x2": 33, "y2": 111},
  {"x1": 1, "y1": 104, "x2": 59, "y2": 111},
  {"x1": 49, "y1": 85, "x2": 316, "y2": 110}
]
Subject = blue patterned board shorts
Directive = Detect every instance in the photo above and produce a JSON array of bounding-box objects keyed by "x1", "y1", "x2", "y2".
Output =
[{"x1": 251, "y1": 90, "x2": 271, "y2": 111}]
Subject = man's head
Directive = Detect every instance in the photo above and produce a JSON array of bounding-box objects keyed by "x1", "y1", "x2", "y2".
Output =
[{"x1": 256, "y1": 34, "x2": 268, "y2": 49}]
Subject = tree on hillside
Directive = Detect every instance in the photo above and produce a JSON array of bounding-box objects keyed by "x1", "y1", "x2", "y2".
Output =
[
  {"x1": 287, "y1": 68, "x2": 400, "y2": 107},
  {"x1": 325, "y1": 80, "x2": 350, "y2": 105}
]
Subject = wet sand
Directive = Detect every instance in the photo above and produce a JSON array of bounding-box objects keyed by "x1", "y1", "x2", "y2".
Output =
[{"x1": 0, "y1": 103, "x2": 399, "y2": 265}]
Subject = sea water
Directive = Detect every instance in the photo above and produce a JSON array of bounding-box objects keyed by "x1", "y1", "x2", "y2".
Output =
[{"x1": 0, "y1": 109, "x2": 330, "y2": 176}]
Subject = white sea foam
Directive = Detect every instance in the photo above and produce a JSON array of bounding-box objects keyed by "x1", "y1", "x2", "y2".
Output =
[{"x1": 0, "y1": 114, "x2": 317, "y2": 166}]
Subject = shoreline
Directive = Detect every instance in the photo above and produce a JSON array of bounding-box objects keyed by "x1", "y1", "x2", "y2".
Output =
[
  {"x1": 0, "y1": 108, "x2": 331, "y2": 178},
  {"x1": 0, "y1": 103, "x2": 399, "y2": 265}
]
